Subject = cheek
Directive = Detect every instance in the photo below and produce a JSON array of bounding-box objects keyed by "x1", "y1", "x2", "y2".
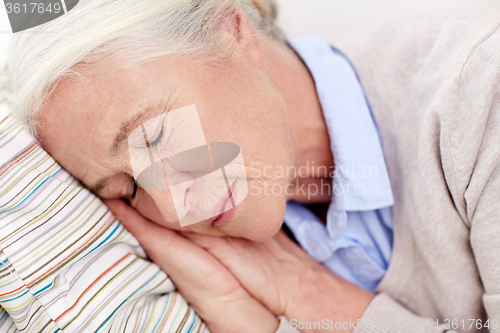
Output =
[
  {"x1": 132, "y1": 190, "x2": 175, "y2": 229},
  {"x1": 236, "y1": 166, "x2": 289, "y2": 241},
  {"x1": 234, "y1": 191, "x2": 286, "y2": 242}
]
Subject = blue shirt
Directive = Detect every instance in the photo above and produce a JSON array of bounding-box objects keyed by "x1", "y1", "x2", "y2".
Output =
[{"x1": 285, "y1": 36, "x2": 394, "y2": 292}]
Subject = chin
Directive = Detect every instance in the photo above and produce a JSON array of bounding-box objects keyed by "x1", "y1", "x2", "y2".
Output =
[
  {"x1": 228, "y1": 204, "x2": 286, "y2": 242},
  {"x1": 135, "y1": 191, "x2": 286, "y2": 241},
  {"x1": 244, "y1": 221, "x2": 283, "y2": 242}
]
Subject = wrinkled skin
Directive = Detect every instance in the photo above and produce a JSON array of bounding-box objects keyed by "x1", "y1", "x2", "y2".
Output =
[{"x1": 37, "y1": 11, "x2": 333, "y2": 241}]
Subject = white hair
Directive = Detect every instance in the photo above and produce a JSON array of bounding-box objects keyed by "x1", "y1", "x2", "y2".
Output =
[{"x1": 2, "y1": 0, "x2": 280, "y2": 136}]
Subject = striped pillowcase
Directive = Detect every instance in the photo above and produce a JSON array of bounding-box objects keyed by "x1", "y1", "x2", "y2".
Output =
[{"x1": 0, "y1": 104, "x2": 208, "y2": 333}]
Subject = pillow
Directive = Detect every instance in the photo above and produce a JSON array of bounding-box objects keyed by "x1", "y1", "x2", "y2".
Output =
[{"x1": 0, "y1": 103, "x2": 207, "y2": 332}]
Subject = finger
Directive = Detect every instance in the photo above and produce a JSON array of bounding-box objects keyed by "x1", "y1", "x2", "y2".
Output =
[
  {"x1": 182, "y1": 231, "x2": 320, "y2": 316},
  {"x1": 104, "y1": 199, "x2": 176, "y2": 253},
  {"x1": 183, "y1": 233, "x2": 287, "y2": 310},
  {"x1": 105, "y1": 199, "x2": 212, "y2": 268},
  {"x1": 183, "y1": 230, "x2": 314, "y2": 266},
  {"x1": 104, "y1": 200, "x2": 240, "y2": 297},
  {"x1": 180, "y1": 231, "x2": 250, "y2": 252},
  {"x1": 181, "y1": 232, "x2": 255, "y2": 262},
  {"x1": 273, "y1": 229, "x2": 317, "y2": 263}
]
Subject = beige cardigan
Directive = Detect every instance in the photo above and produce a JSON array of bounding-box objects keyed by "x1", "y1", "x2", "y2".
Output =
[{"x1": 279, "y1": 1, "x2": 500, "y2": 332}]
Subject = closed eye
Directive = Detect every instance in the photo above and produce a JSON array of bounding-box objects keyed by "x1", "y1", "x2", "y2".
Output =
[{"x1": 149, "y1": 123, "x2": 164, "y2": 147}]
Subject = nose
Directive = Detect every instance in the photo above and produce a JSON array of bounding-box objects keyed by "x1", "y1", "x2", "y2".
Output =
[
  {"x1": 169, "y1": 172, "x2": 196, "y2": 221},
  {"x1": 142, "y1": 188, "x2": 178, "y2": 223},
  {"x1": 142, "y1": 172, "x2": 195, "y2": 223}
]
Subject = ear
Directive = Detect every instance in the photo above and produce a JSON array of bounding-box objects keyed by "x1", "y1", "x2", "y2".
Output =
[{"x1": 219, "y1": 6, "x2": 264, "y2": 67}]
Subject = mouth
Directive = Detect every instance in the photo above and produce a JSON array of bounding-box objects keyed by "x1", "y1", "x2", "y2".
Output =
[
  {"x1": 210, "y1": 207, "x2": 236, "y2": 228},
  {"x1": 204, "y1": 180, "x2": 237, "y2": 228}
]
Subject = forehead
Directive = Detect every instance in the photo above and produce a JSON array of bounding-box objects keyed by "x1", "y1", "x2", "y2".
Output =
[
  {"x1": 36, "y1": 53, "x2": 230, "y2": 184},
  {"x1": 36, "y1": 60, "x2": 172, "y2": 181},
  {"x1": 42, "y1": 69, "x2": 139, "y2": 142}
]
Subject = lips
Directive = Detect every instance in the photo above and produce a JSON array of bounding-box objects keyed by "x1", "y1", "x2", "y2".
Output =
[
  {"x1": 205, "y1": 180, "x2": 237, "y2": 228},
  {"x1": 212, "y1": 207, "x2": 236, "y2": 228}
]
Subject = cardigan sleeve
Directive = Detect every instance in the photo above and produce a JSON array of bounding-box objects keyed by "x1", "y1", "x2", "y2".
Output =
[
  {"x1": 470, "y1": 152, "x2": 500, "y2": 333},
  {"x1": 466, "y1": 86, "x2": 500, "y2": 332},
  {"x1": 353, "y1": 20, "x2": 500, "y2": 330},
  {"x1": 353, "y1": 294, "x2": 457, "y2": 333}
]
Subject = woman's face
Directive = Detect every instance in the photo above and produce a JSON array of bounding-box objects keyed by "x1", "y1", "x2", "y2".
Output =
[{"x1": 37, "y1": 51, "x2": 294, "y2": 241}]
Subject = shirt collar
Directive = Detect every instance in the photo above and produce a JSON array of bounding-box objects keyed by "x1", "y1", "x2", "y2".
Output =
[{"x1": 287, "y1": 36, "x2": 394, "y2": 213}]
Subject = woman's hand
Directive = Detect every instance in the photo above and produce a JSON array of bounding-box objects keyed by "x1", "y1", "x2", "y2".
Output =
[
  {"x1": 182, "y1": 230, "x2": 375, "y2": 333},
  {"x1": 104, "y1": 199, "x2": 279, "y2": 333}
]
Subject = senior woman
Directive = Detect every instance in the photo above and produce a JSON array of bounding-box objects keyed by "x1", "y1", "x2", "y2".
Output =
[{"x1": 5, "y1": 0, "x2": 500, "y2": 332}]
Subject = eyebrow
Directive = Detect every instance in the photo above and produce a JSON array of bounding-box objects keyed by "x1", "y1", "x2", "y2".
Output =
[
  {"x1": 110, "y1": 106, "x2": 158, "y2": 156},
  {"x1": 88, "y1": 106, "x2": 157, "y2": 196}
]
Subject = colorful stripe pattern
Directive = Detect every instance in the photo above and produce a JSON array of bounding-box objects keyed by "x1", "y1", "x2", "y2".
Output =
[{"x1": 0, "y1": 104, "x2": 208, "y2": 333}]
